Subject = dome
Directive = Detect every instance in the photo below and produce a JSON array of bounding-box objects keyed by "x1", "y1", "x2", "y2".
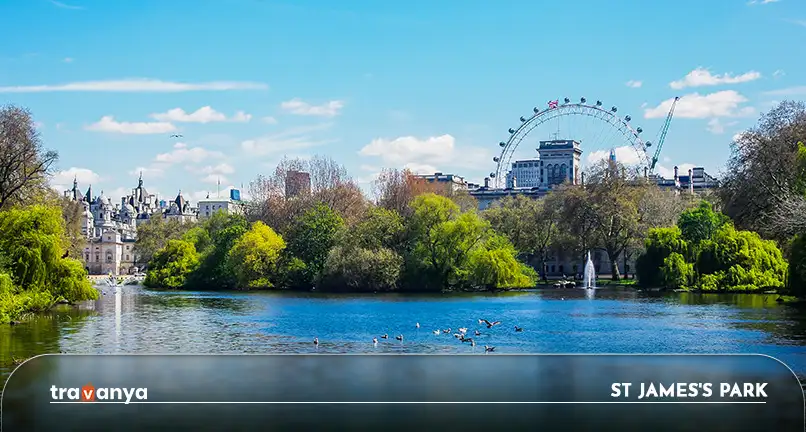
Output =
[{"x1": 122, "y1": 203, "x2": 135, "y2": 214}]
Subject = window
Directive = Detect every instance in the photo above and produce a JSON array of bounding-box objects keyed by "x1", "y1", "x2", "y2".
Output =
[
  {"x1": 126, "y1": 245, "x2": 130, "y2": 250},
  {"x1": 106, "y1": 253, "x2": 113, "y2": 263},
  {"x1": 85, "y1": 253, "x2": 90, "y2": 261},
  {"x1": 126, "y1": 255, "x2": 130, "y2": 261},
  {"x1": 551, "y1": 265, "x2": 556, "y2": 273}
]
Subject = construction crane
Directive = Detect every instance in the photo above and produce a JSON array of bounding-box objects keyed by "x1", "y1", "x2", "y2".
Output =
[{"x1": 647, "y1": 96, "x2": 680, "y2": 173}]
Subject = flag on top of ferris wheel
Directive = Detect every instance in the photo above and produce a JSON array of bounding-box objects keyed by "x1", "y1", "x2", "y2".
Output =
[{"x1": 548, "y1": 100, "x2": 559, "y2": 109}]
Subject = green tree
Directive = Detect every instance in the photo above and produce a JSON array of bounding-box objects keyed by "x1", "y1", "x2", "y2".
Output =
[
  {"x1": 144, "y1": 240, "x2": 200, "y2": 288},
  {"x1": 188, "y1": 213, "x2": 249, "y2": 289},
  {"x1": 635, "y1": 227, "x2": 689, "y2": 287},
  {"x1": 661, "y1": 252, "x2": 692, "y2": 289},
  {"x1": 483, "y1": 195, "x2": 558, "y2": 271},
  {"x1": 346, "y1": 206, "x2": 404, "y2": 251},
  {"x1": 466, "y1": 234, "x2": 537, "y2": 289},
  {"x1": 228, "y1": 221, "x2": 286, "y2": 288},
  {"x1": 134, "y1": 216, "x2": 193, "y2": 268},
  {"x1": 322, "y1": 246, "x2": 402, "y2": 292},
  {"x1": 677, "y1": 201, "x2": 729, "y2": 246},
  {"x1": 284, "y1": 203, "x2": 345, "y2": 287}
]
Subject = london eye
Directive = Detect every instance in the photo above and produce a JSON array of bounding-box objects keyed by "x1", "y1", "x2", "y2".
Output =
[{"x1": 490, "y1": 96, "x2": 679, "y2": 189}]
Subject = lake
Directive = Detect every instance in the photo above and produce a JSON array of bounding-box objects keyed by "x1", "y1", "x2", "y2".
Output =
[{"x1": 3, "y1": 284, "x2": 806, "y2": 388}]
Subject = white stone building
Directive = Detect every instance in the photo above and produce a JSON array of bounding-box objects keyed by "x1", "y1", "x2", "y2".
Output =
[{"x1": 64, "y1": 173, "x2": 199, "y2": 275}]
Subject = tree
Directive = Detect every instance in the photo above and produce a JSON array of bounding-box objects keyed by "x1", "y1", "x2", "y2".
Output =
[
  {"x1": 322, "y1": 246, "x2": 402, "y2": 292},
  {"x1": 483, "y1": 194, "x2": 558, "y2": 271},
  {"x1": 466, "y1": 234, "x2": 537, "y2": 289},
  {"x1": 787, "y1": 234, "x2": 806, "y2": 298},
  {"x1": 635, "y1": 227, "x2": 689, "y2": 287},
  {"x1": 677, "y1": 201, "x2": 730, "y2": 246},
  {"x1": 144, "y1": 240, "x2": 200, "y2": 288},
  {"x1": 719, "y1": 101, "x2": 806, "y2": 240},
  {"x1": 134, "y1": 216, "x2": 193, "y2": 267},
  {"x1": 0, "y1": 204, "x2": 96, "y2": 300},
  {"x1": 189, "y1": 213, "x2": 249, "y2": 289},
  {"x1": 246, "y1": 155, "x2": 367, "y2": 233},
  {"x1": 545, "y1": 183, "x2": 599, "y2": 267},
  {"x1": 344, "y1": 206, "x2": 405, "y2": 251},
  {"x1": 0, "y1": 105, "x2": 59, "y2": 210},
  {"x1": 228, "y1": 221, "x2": 286, "y2": 289},
  {"x1": 284, "y1": 203, "x2": 345, "y2": 287},
  {"x1": 661, "y1": 252, "x2": 693, "y2": 289}
]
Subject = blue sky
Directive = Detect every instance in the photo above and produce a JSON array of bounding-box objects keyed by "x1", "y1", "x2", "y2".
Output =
[{"x1": 1, "y1": 0, "x2": 804, "y2": 203}]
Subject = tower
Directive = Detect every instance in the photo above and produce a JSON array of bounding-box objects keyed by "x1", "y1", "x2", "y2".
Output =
[
  {"x1": 538, "y1": 139, "x2": 583, "y2": 187},
  {"x1": 609, "y1": 148, "x2": 616, "y2": 163}
]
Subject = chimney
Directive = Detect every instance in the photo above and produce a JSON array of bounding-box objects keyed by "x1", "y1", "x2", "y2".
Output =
[
  {"x1": 581, "y1": 172, "x2": 585, "y2": 186},
  {"x1": 673, "y1": 166, "x2": 679, "y2": 180},
  {"x1": 643, "y1": 167, "x2": 648, "y2": 178},
  {"x1": 484, "y1": 177, "x2": 490, "y2": 188},
  {"x1": 688, "y1": 169, "x2": 694, "y2": 194}
]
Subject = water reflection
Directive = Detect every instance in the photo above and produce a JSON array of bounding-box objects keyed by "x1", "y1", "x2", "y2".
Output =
[{"x1": 2, "y1": 285, "x2": 806, "y2": 390}]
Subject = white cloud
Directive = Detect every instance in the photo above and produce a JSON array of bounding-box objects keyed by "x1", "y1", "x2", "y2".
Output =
[
  {"x1": 49, "y1": 0, "x2": 83, "y2": 9},
  {"x1": 625, "y1": 80, "x2": 643, "y2": 88},
  {"x1": 63, "y1": 57, "x2": 74, "y2": 63},
  {"x1": 240, "y1": 123, "x2": 336, "y2": 156},
  {"x1": 262, "y1": 116, "x2": 278, "y2": 124},
  {"x1": 199, "y1": 163, "x2": 235, "y2": 175},
  {"x1": 129, "y1": 165, "x2": 166, "y2": 178},
  {"x1": 644, "y1": 91, "x2": 754, "y2": 119},
  {"x1": 763, "y1": 86, "x2": 806, "y2": 96},
  {"x1": 772, "y1": 69, "x2": 785, "y2": 79},
  {"x1": 85, "y1": 116, "x2": 176, "y2": 134},
  {"x1": 358, "y1": 134, "x2": 489, "y2": 172},
  {"x1": 150, "y1": 106, "x2": 252, "y2": 123},
  {"x1": 280, "y1": 98, "x2": 344, "y2": 117},
  {"x1": 50, "y1": 167, "x2": 101, "y2": 190},
  {"x1": 748, "y1": 0, "x2": 779, "y2": 4},
  {"x1": 586, "y1": 146, "x2": 642, "y2": 166},
  {"x1": 0, "y1": 79, "x2": 268, "y2": 93},
  {"x1": 706, "y1": 118, "x2": 739, "y2": 134},
  {"x1": 669, "y1": 67, "x2": 761, "y2": 89},
  {"x1": 201, "y1": 174, "x2": 229, "y2": 184},
  {"x1": 154, "y1": 144, "x2": 224, "y2": 164}
]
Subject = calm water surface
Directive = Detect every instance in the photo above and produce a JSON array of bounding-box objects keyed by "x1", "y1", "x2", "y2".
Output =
[{"x1": 3, "y1": 285, "x2": 806, "y2": 387}]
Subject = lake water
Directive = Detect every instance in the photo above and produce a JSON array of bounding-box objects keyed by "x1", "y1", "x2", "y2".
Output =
[{"x1": 3, "y1": 285, "x2": 806, "y2": 388}]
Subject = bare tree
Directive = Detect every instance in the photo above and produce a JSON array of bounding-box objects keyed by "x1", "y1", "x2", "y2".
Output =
[
  {"x1": 0, "y1": 105, "x2": 58, "y2": 210},
  {"x1": 247, "y1": 155, "x2": 368, "y2": 232},
  {"x1": 719, "y1": 101, "x2": 806, "y2": 240},
  {"x1": 373, "y1": 168, "x2": 417, "y2": 216}
]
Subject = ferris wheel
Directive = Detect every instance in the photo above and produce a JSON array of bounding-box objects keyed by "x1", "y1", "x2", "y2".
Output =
[{"x1": 490, "y1": 97, "x2": 670, "y2": 189}]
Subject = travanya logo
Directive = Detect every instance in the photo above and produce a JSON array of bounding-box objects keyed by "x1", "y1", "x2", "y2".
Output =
[{"x1": 50, "y1": 383, "x2": 148, "y2": 404}]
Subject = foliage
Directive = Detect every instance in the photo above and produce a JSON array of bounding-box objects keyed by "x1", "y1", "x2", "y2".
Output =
[
  {"x1": 228, "y1": 221, "x2": 286, "y2": 289},
  {"x1": 144, "y1": 240, "x2": 200, "y2": 288},
  {"x1": 661, "y1": 252, "x2": 692, "y2": 289},
  {"x1": 134, "y1": 216, "x2": 194, "y2": 267},
  {"x1": 483, "y1": 195, "x2": 558, "y2": 269},
  {"x1": 635, "y1": 227, "x2": 689, "y2": 287},
  {"x1": 322, "y1": 246, "x2": 402, "y2": 292},
  {"x1": 466, "y1": 234, "x2": 537, "y2": 289},
  {"x1": 188, "y1": 213, "x2": 249, "y2": 289},
  {"x1": 283, "y1": 203, "x2": 345, "y2": 287},
  {"x1": 0, "y1": 204, "x2": 97, "y2": 323},
  {"x1": 344, "y1": 206, "x2": 404, "y2": 251},
  {"x1": 677, "y1": 201, "x2": 729, "y2": 246}
]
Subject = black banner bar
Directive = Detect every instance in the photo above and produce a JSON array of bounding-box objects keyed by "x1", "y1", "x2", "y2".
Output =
[{"x1": 2, "y1": 354, "x2": 803, "y2": 431}]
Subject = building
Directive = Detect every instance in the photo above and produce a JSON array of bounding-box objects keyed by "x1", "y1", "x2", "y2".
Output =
[
  {"x1": 539, "y1": 139, "x2": 583, "y2": 187},
  {"x1": 64, "y1": 173, "x2": 199, "y2": 275},
  {"x1": 505, "y1": 158, "x2": 541, "y2": 188},
  {"x1": 286, "y1": 170, "x2": 312, "y2": 197},
  {"x1": 651, "y1": 166, "x2": 719, "y2": 193},
  {"x1": 197, "y1": 190, "x2": 244, "y2": 220},
  {"x1": 410, "y1": 172, "x2": 469, "y2": 195}
]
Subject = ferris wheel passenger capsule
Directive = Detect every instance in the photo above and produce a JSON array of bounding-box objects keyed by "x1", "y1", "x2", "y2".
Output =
[
  {"x1": 490, "y1": 173, "x2": 496, "y2": 178},
  {"x1": 533, "y1": 107, "x2": 539, "y2": 113},
  {"x1": 499, "y1": 141, "x2": 506, "y2": 147},
  {"x1": 580, "y1": 97, "x2": 587, "y2": 103},
  {"x1": 611, "y1": 106, "x2": 618, "y2": 112},
  {"x1": 596, "y1": 100, "x2": 602, "y2": 106},
  {"x1": 636, "y1": 127, "x2": 643, "y2": 134},
  {"x1": 625, "y1": 115, "x2": 631, "y2": 122},
  {"x1": 645, "y1": 141, "x2": 652, "y2": 147},
  {"x1": 508, "y1": 128, "x2": 516, "y2": 134},
  {"x1": 564, "y1": 97, "x2": 570, "y2": 104},
  {"x1": 520, "y1": 116, "x2": 526, "y2": 122},
  {"x1": 493, "y1": 157, "x2": 500, "y2": 162}
]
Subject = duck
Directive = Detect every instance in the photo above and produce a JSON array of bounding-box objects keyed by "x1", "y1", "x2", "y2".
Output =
[
  {"x1": 313, "y1": 337, "x2": 319, "y2": 346},
  {"x1": 442, "y1": 328, "x2": 451, "y2": 334},
  {"x1": 432, "y1": 330, "x2": 440, "y2": 335},
  {"x1": 381, "y1": 334, "x2": 389, "y2": 339},
  {"x1": 416, "y1": 322, "x2": 420, "y2": 329},
  {"x1": 474, "y1": 330, "x2": 481, "y2": 336},
  {"x1": 514, "y1": 326, "x2": 523, "y2": 332},
  {"x1": 480, "y1": 319, "x2": 501, "y2": 329},
  {"x1": 484, "y1": 345, "x2": 495, "y2": 353},
  {"x1": 458, "y1": 327, "x2": 468, "y2": 334},
  {"x1": 373, "y1": 337, "x2": 378, "y2": 345},
  {"x1": 395, "y1": 335, "x2": 404, "y2": 341}
]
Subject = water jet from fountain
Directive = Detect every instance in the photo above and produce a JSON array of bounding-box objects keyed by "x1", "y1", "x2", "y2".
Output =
[{"x1": 583, "y1": 251, "x2": 596, "y2": 290}]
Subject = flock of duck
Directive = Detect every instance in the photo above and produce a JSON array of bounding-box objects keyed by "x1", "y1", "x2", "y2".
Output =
[{"x1": 312, "y1": 319, "x2": 524, "y2": 353}]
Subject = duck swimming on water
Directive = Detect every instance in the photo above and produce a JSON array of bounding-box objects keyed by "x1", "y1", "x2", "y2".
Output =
[{"x1": 395, "y1": 335, "x2": 404, "y2": 341}]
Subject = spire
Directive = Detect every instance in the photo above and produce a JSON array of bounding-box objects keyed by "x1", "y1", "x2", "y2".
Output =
[
  {"x1": 609, "y1": 148, "x2": 616, "y2": 163},
  {"x1": 138, "y1": 170, "x2": 144, "y2": 188}
]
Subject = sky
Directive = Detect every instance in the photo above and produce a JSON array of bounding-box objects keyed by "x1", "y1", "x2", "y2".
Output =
[{"x1": 1, "y1": 0, "x2": 804, "y2": 203}]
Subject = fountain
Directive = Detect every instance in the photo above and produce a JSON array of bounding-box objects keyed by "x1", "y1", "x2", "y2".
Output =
[{"x1": 582, "y1": 251, "x2": 596, "y2": 289}]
